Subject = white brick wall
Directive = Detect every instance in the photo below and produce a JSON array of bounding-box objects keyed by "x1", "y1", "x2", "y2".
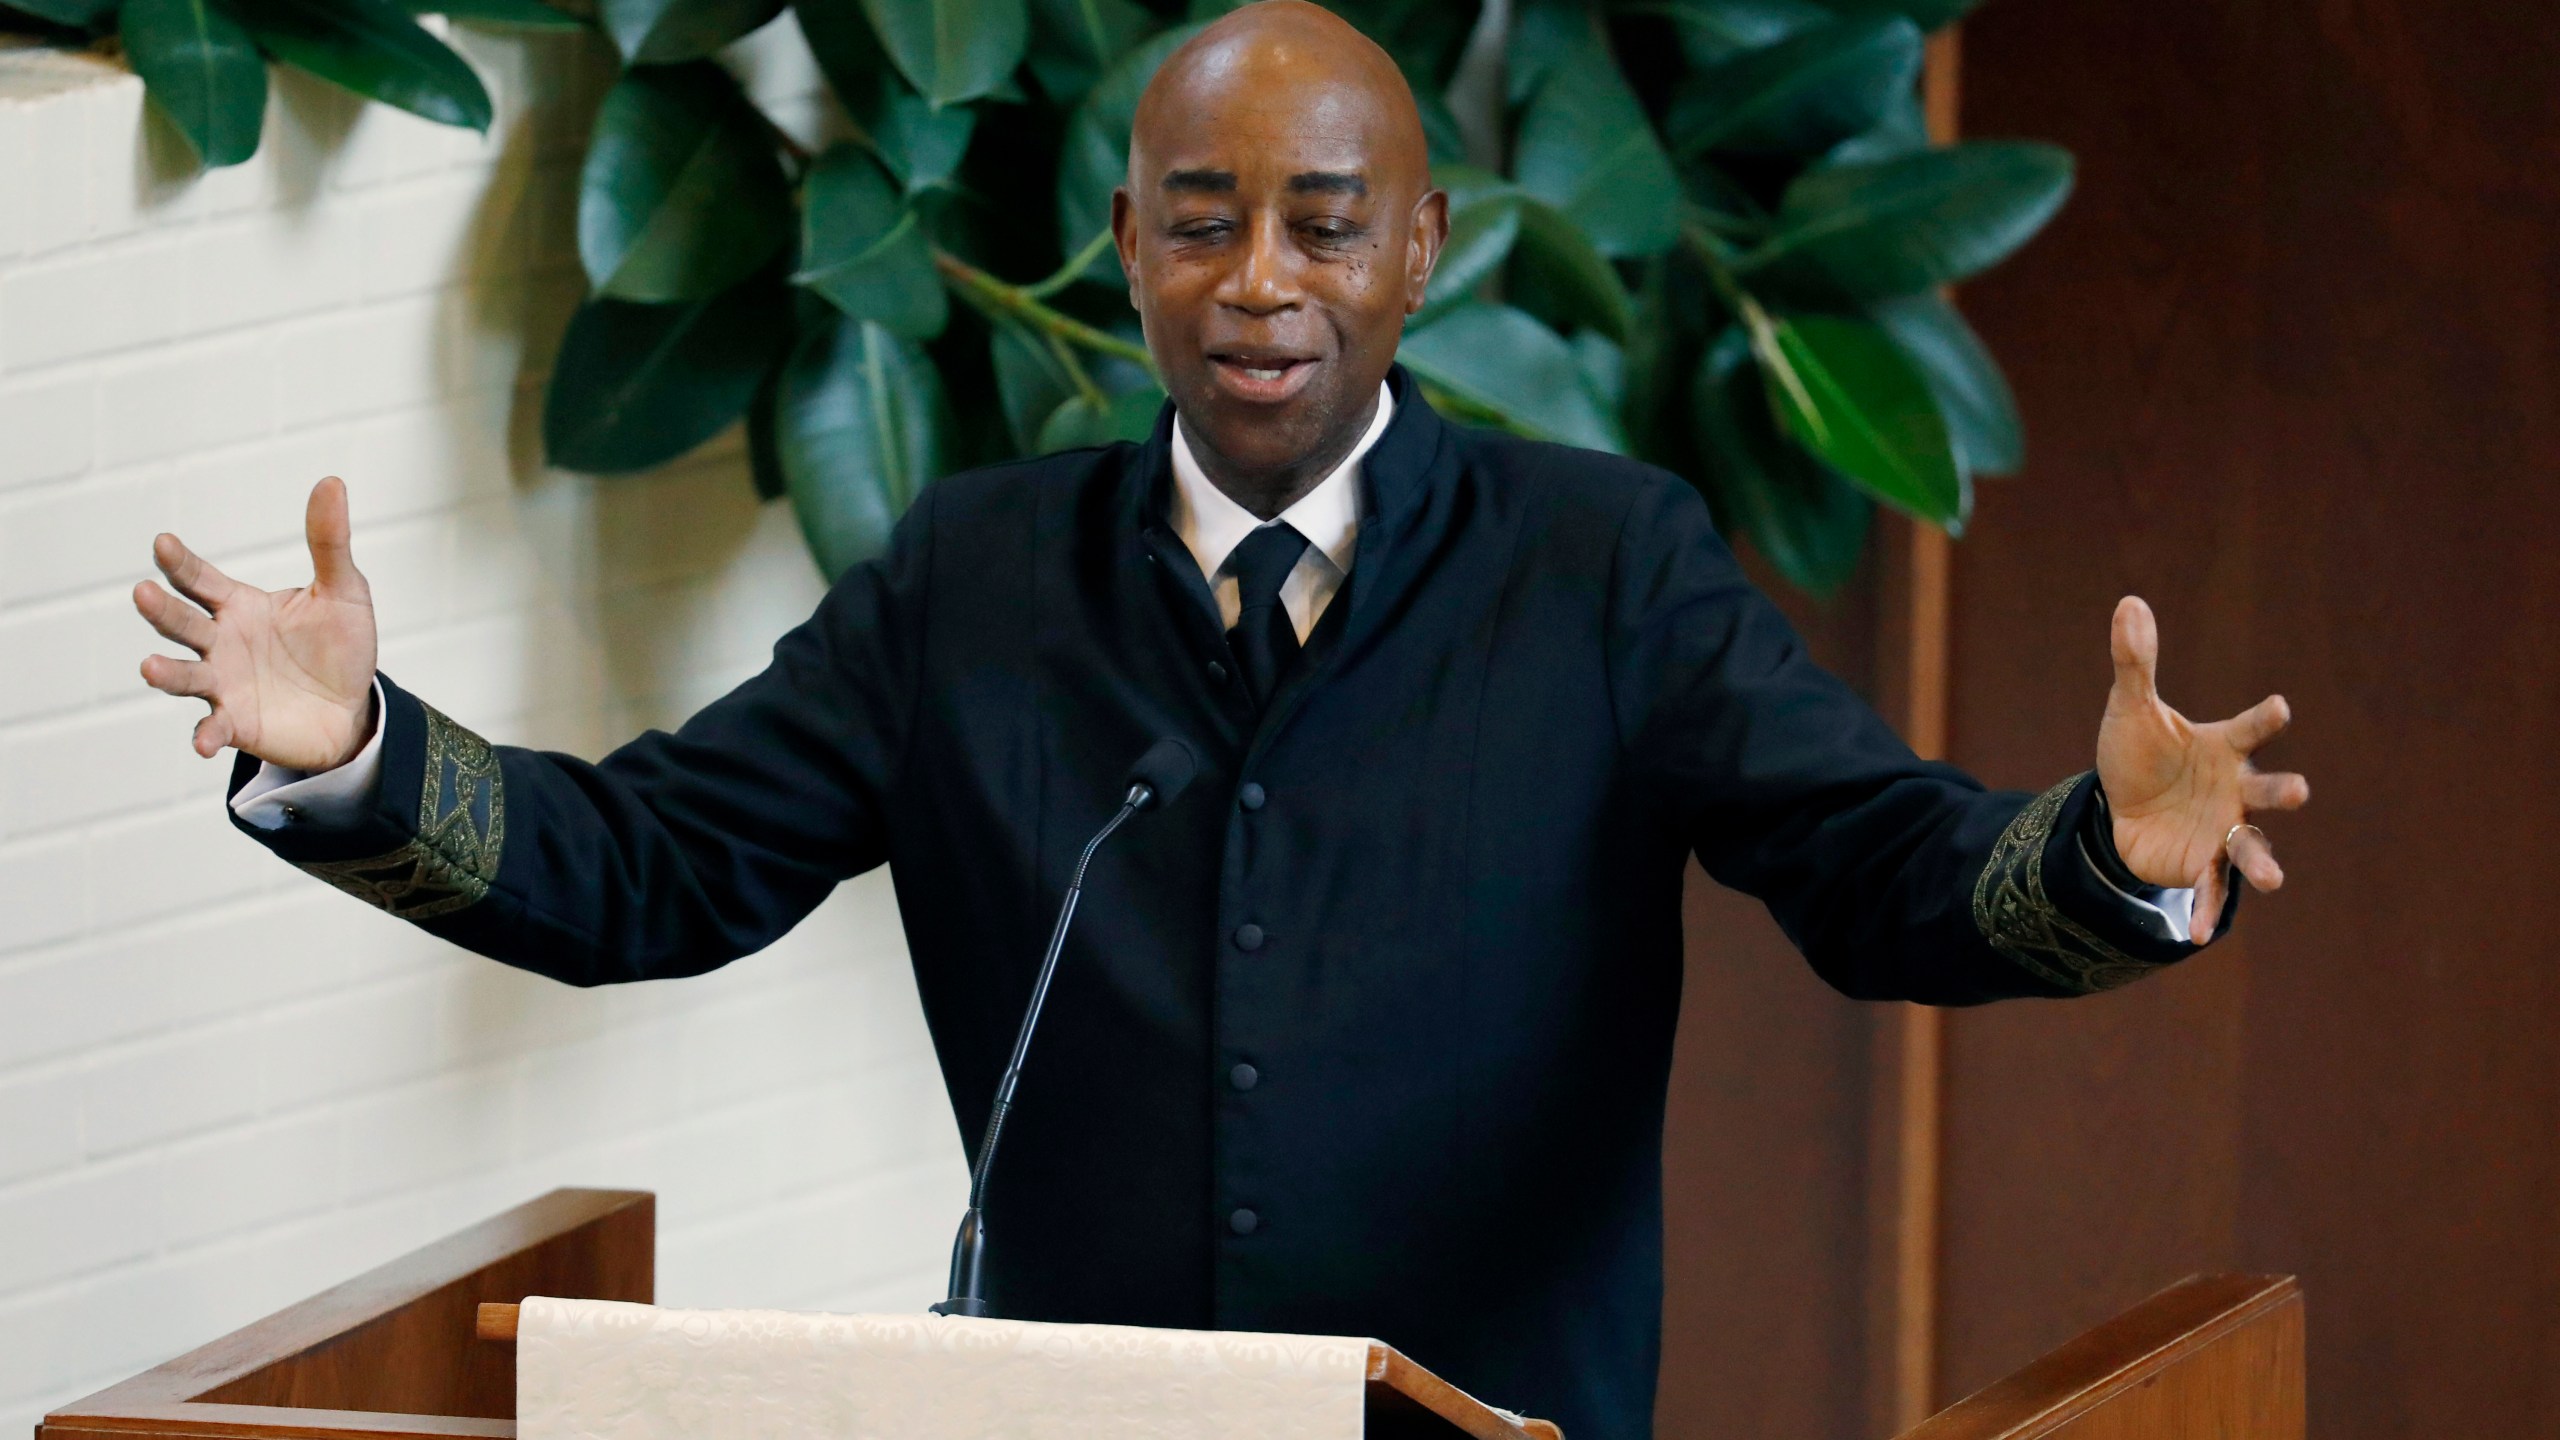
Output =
[{"x1": 0, "y1": 24, "x2": 965, "y2": 1436}]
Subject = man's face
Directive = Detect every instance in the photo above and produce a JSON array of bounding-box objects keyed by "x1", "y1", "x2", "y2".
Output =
[{"x1": 1114, "y1": 61, "x2": 1445, "y2": 489}]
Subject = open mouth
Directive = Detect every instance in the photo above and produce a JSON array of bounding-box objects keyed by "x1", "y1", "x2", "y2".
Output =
[{"x1": 1208, "y1": 353, "x2": 1320, "y2": 403}]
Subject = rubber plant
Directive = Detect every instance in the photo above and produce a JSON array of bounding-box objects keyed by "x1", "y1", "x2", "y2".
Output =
[{"x1": 7, "y1": 0, "x2": 2073, "y2": 595}]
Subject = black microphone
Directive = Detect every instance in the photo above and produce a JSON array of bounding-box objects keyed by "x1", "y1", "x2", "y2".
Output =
[{"x1": 931, "y1": 737, "x2": 1199, "y2": 1318}]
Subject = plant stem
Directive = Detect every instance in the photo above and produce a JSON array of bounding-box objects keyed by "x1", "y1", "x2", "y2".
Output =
[
  {"x1": 1680, "y1": 223, "x2": 1822, "y2": 440},
  {"x1": 1679, "y1": 221, "x2": 1757, "y2": 317},
  {"x1": 1023, "y1": 228, "x2": 1119, "y2": 301},
  {"x1": 933, "y1": 248, "x2": 1159, "y2": 377},
  {"x1": 1046, "y1": 330, "x2": 1108, "y2": 409}
]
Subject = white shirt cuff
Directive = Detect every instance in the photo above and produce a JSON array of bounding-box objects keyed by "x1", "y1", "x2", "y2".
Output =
[
  {"x1": 2075, "y1": 831, "x2": 2199, "y2": 944},
  {"x1": 229, "y1": 677, "x2": 389, "y2": 832}
]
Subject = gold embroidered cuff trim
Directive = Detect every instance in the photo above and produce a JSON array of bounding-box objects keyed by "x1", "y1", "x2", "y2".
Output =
[
  {"x1": 1971, "y1": 773, "x2": 2158, "y2": 995},
  {"x1": 299, "y1": 701, "x2": 505, "y2": 922}
]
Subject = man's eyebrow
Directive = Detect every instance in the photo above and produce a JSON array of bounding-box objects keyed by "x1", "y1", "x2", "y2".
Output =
[
  {"x1": 1288, "y1": 171, "x2": 1368, "y2": 196},
  {"x1": 1162, "y1": 169, "x2": 1237, "y2": 193}
]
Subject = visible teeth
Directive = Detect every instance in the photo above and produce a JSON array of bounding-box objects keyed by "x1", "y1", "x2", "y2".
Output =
[{"x1": 1243, "y1": 367, "x2": 1284, "y2": 381}]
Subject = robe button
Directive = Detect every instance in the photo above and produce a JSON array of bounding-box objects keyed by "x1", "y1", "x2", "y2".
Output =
[
  {"x1": 1206, "y1": 659, "x2": 1230, "y2": 685},
  {"x1": 281, "y1": 804, "x2": 305, "y2": 823},
  {"x1": 1238, "y1": 782, "x2": 1266, "y2": 811},
  {"x1": 1229, "y1": 1062, "x2": 1259, "y2": 1091},
  {"x1": 1229, "y1": 1208, "x2": 1260, "y2": 1236},
  {"x1": 1233, "y1": 923, "x2": 1265, "y2": 951}
]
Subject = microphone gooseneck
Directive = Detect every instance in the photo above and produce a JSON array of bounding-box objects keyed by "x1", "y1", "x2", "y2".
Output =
[{"x1": 931, "y1": 737, "x2": 1198, "y2": 1319}]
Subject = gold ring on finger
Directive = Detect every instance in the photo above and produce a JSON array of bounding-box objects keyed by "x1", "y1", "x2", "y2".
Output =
[{"x1": 2224, "y1": 822, "x2": 2267, "y2": 854}]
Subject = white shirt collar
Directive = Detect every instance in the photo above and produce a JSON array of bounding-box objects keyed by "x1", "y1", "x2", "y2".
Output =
[{"x1": 1168, "y1": 381, "x2": 1392, "y2": 585}]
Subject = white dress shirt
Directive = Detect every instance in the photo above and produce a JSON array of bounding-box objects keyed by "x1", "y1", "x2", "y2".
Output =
[{"x1": 1167, "y1": 382, "x2": 1391, "y2": 644}]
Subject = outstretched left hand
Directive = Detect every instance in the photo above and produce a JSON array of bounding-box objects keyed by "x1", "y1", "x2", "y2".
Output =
[{"x1": 2096, "y1": 596, "x2": 2310, "y2": 944}]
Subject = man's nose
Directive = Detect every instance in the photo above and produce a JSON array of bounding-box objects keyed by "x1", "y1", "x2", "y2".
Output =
[{"x1": 1214, "y1": 212, "x2": 1303, "y2": 315}]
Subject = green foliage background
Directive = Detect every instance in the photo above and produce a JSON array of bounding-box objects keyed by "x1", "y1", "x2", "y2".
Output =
[{"x1": 7, "y1": 0, "x2": 2075, "y2": 594}]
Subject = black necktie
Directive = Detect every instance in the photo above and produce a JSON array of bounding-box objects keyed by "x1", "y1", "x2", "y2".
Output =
[{"x1": 1223, "y1": 522, "x2": 1309, "y2": 710}]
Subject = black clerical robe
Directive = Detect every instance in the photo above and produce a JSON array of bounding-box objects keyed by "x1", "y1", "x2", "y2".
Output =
[{"x1": 229, "y1": 366, "x2": 2216, "y2": 1440}]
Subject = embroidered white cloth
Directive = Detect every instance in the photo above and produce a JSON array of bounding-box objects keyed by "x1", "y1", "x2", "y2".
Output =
[{"x1": 515, "y1": 1297, "x2": 1371, "y2": 1440}]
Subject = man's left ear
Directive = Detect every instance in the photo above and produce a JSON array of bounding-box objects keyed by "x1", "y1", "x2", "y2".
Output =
[
  {"x1": 1404, "y1": 188, "x2": 1450, "y2": 315},
  {"x1": 1110, "y1": 187, "x2": 1141, "y2": 310}
]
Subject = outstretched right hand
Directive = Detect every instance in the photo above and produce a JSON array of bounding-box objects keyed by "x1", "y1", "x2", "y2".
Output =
[{"x1": 136, "y1": 476, "x2": 379, "y2": 772}]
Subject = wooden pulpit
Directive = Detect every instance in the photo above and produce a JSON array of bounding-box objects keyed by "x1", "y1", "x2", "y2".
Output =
[{"x1": 36, "y1": 1187, "x2": 2303, "y2": 1440}]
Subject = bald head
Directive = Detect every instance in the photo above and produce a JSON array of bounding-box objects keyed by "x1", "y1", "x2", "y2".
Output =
[
  {"x1": 1130, "y1": 2, "x2": 1429, "y2": 193},
  {"x1": 1111, "y1": 0, "x2": 1446, "y2": 515}
]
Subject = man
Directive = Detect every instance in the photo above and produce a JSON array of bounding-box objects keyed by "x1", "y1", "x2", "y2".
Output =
[{"x1": 131, "y1": 4, "x2": 2307, "y2": 1435}]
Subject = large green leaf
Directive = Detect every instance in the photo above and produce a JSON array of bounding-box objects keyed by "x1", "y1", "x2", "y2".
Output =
[
  {"x1": 1823, "y1": 85, "x2": 1927, "y2": 164},
  {"x1": 1024, "y1": 0, "x2": 1156, "y2": 106},
  {"x1": 861, "y1": 0, "x2": 1028, "y2": 108},
  {"x1": 868, "y1": 87, "x2": 976, "y2": 191},
  {"x1": 1057, "y1": 23, "x2": 1203, "y2": 283},
  {"x1": 1666, "y1": 14, "x2": 1920, "y2": 158},
  {"x1": 1740, "y1": 141, "x2": 2074, "y2": 299},
  {"x1": 788, "y1": 1, "x2": 976, "y2": 192},
  {"x1": 1816, "y1": 0, "x2": 1977, "y2": 32},
  {"x1": 1873, "y1": 292, "x2": 2020, "y2": 475},
  {"x1": 1035, "y1": 384, "x2": 1162, "y2": 450},
  {"x1": 599, "y1": 0, "x2": 778, "y2": 60},
  {"x1": 1755, "y1": 311, "x2": 1962, "y2": 524},
  {"x1": 6, "y1": 0, "x2": 121, "y2": 27},
  {"x1": 989, "y1": 320, "x2": 1078, "y2": 450},
  {"x1": 1506, "y1": 199, "x2": 1633, "y2": 342},
  {"x1": 1398, "y1": 302, "x2": 1625, "y2": 454},
  {"x1": 1692, "y1": 325, "x2": 1871, "y2": 593},
  {"x1": 1333, "y1": 0, "x2": 1481, "y2": 87},
  {"x1": 1572, "y1": 330, "x2": 1624, "y2": 413},
  {"x1": 229, "y1": 0, "x2": 492, "y2": 130},
  {"x1": 1414, "y1": 86, "x2": 1468, "y2": 169},
  {"x1": 122, "y1": 0, "x2": 267, "y2": 169},
  {"x1": 580, "y1": 64, "x2": 793, "y2": 303},
  {"x1": 1678, "y1": 158, "x2": 1769, "y2": 234},
  {"x1": 1512, "y1": 41, "x2": 1679, "y2": 257},
  {"x1": 796, "y1": 144, "x2": 947, "y2": 338},
  {"x1": 798, "y1": 0, "x2": 889, "y2": 107},
  {"x1": 1504, "y1": 0, "x2": 1586, "y2": 106},
  {"x1": 543, "y1": 273, "x2": 791, "y2": 473},
  {"x1": 778, "y1": 314, "x2": 946, "y2": 577},
  {"x1": 399, "y1": 0, "x2": 583, "y2": 30},
  {"x1": 1620, "y1": 250, "x2": 1714, "y2": 475},
  {"x1": 1415, "y1": 165, "x2": 1522, "y2": 326},
  {"x1": 1631, "y1": 0, "x2": 1831, "y2": 67}
]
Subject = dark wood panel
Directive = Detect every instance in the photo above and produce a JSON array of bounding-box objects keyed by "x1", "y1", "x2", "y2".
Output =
[
  {"x1": 1946, "y1": 0, "x2": 2560, "y2": 1431},
  {"x1": 1656, "y1": 554, "x2": 1885, "y2": 1440},
  {"x1": 1659, "y1": 868, "x2": 1878, "y2": 1439}
]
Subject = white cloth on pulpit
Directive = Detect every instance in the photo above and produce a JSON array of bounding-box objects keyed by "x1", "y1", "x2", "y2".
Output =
[{"x1": 514, "y1": 1296, "x2": 1370, "y2": 1440}]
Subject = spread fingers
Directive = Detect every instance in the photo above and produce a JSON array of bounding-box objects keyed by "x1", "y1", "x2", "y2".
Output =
[
  {"x1": 134, "y1": 580, "x2": 217, "y2": 654},
  {"x1": 191, "y1": 710, "x2": 234, "y2": 759},
  {"x1": 2229, "y1": 824, "x2": 2285, "y2": 893},
  {"x1": 152, "y1": 533, "x2": 241, "y2": 611},
  {"x1": 2107, "y1": 596, "x2": 2161, "y2": 705},
  {"x1": 2224, "y1": 693, "x2": 2292, "y2": 752},
  {"x1": 2191, "y1": 860, "x2": 2225, "y2": 945},
  {"x1": 140, "y1": 653, "x2": 217, "y2": 700},
  {"x1": 2243, "y1": 769, "x2": 2310, "y2": 812}
]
